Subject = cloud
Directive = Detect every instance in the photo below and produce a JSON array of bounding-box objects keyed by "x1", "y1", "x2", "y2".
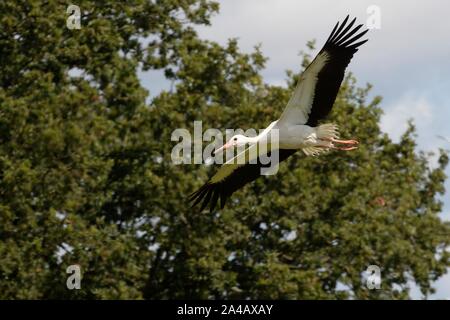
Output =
[
  {"x1": 380, "y1": 94, "x2": 433, "y2": 142},
  {"x1": 430, "y1": 273, "x2": 450, "y2": 300},
  {"x1": 197, "y1": 0, "x2": 450, "y2": 99}
]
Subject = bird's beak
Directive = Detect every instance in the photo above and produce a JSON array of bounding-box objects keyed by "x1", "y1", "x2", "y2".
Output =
[{"x1": 213, "y1": 142, "x2": 232, "y2": 156}]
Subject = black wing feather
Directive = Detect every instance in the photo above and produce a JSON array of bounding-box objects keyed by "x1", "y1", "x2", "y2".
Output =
[
  {"x1": 305, "y1": 16, "x2": 368, "y2": 127},
  {"x1": 189, "y1": 149, "x2": 297, "y2": 212}
]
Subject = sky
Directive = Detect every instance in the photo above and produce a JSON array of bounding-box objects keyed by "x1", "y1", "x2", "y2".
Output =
[{"x1": 140, "y1": 0, "x2": 450, "y2": 299}]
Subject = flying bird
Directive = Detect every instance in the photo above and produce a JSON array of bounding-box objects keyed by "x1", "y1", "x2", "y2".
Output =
[{"x1": 189, "y1": 15, "x2": 369, "y2": 212}]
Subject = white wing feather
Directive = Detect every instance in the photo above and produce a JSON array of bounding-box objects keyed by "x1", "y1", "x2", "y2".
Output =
[{"x1": 278, "y1": 52, "x2": 329, "y2": 126}]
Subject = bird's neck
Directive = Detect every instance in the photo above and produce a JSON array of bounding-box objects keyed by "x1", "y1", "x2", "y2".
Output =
[
  {"x1": 244, "y1": 136, "x2": 260, "y2": 144},
  {"x1": 244, "y1": 122, "x2": 276, "y2": 144}
]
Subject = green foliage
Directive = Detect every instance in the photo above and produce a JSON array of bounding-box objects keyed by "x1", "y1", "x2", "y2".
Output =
[{"x1": 0, "y1": 0, "x2": 449, "y2": 299}]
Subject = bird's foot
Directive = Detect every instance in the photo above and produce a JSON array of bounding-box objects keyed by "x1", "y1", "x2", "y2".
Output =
[
  {"x1": 333, "y1": 145, "x2": 358, "y2": 151},
  {"x1": 330, "y1": 138, "x2": 359, "y2": 151},
  {"x1": 332, "y1": 138, "x2": 359, "y2": 145}
]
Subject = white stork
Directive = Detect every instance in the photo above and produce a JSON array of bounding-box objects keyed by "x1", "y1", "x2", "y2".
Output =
[{"x1": 189, "y1": 16, "x2": 369, "y2": 211}]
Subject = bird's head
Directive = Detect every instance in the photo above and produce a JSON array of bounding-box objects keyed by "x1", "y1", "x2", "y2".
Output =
[{"x1": 213, "y1": 134, "x2": 252, "y2": 156}]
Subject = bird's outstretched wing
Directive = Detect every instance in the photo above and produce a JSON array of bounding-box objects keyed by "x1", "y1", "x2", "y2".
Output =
[
  {"x1": 189, "y1": 144, "x2": 296, "y2": 212},
  {"x1": 278, "y1": 15, "x2": 368, "y2": 127}
]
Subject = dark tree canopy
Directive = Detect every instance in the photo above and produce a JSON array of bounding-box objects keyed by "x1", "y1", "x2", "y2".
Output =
[{"x1": 0, "y1": 0, "x2": 449, "y2": 299}]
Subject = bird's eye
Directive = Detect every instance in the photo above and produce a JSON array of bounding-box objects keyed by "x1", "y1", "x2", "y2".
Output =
[{"x1": 234, "y1": 137, "x2": 238, "y2": 141}]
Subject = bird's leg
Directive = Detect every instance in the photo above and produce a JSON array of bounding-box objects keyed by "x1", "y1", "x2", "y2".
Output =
[
  {"x1": 320, "y1": 137, "x2": 359, "y2": 151},
  {"x1": 331, "y1": 138, "x2": 359, "y2": 151},
  {"x1": 331, "y1": 138, "x2": 359, "y2": 145},
  {"x1": 332, "y1": 144, "x2": 358, "y2": 151}
]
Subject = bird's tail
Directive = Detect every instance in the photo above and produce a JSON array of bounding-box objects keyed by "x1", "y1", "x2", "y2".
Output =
[
  {"x1": 302, "y1": 123, "x2": 340, "y2": 156},
  {"x1": 316, "y1": 123, "x2": 339, "y2": 141}
]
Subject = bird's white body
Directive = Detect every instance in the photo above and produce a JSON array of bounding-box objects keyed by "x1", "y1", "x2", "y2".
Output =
[
  {"x1": 239, "y1": 120, "x2": 338, "y2": 156},
  {"x1": 277, "y1": 123, "x2": 315, "y2": 149},
  {"x1": 278, "y1": 122, "x2": 339, "y2": 156}
]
